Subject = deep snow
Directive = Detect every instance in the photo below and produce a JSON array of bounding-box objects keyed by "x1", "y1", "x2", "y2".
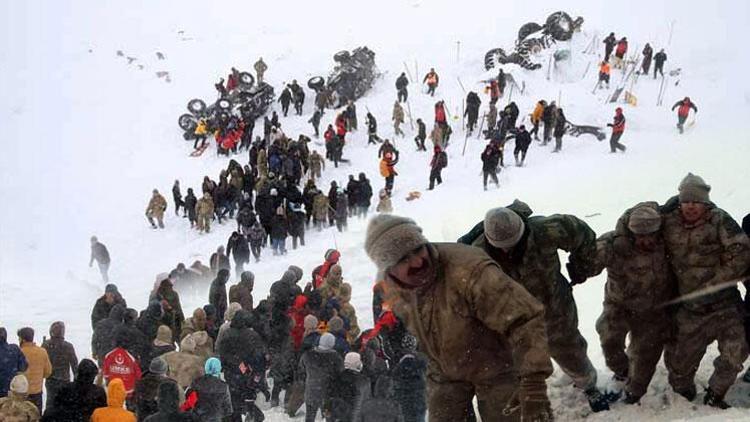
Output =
[{"x1": 2, "y1": 0, "x2": 750, "y2": 420}]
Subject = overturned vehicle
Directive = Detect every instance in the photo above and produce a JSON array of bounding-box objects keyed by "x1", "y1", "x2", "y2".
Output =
[
  {"x1": 178, "y1": 72, "x2": 275, "y2": 140},
  {"x1": 484, "y1": 11, "x2": 584, "y2": 71},
  {"x1": 307, "y1": 46, "x2": 378, "y2": 109}
]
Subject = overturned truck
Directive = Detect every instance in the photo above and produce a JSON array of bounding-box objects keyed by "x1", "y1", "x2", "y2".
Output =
[
  {"x1": 485, "y1": 11, "x2": 584, "y2": 71},
  {"x1": 178, "y1": 72, "x2": 275, "y2": 140},
  {"x1": 307, "y1": 46, "x2": 378, "y2": 109}
]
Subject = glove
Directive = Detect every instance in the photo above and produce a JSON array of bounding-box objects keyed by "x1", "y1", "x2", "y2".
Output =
[
  {"x1": 606, "y1": 123, "x2": 613, "y2": 127},
  {"x1": 519, "y1": 377, "x2": 553, "y2": 422},
  {"x1": 567, "y1": 262, "x2": 587, "y2": 286}
]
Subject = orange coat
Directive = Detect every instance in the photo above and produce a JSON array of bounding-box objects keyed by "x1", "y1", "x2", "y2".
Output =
[
  {"x1": 20, "y1": 343, "x2": 51, "y2": 395},
  {"x1": 599, "y1": 62, "x2": 611, "y2": 75},
  {"x1": 91, "y1": 379, "x2": 136, "y2": 422},
  {"x1": 379, "y1": 158, "x2": 396, "y2": 178},
  {"x1": 531, "y1": 103, "x2": 544, "y2": 124}
]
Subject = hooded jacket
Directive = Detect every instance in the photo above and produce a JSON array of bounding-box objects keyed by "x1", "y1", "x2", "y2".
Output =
[
  {"x1": 57, "y1": 359, "x2": 106, "y2": 421},
  {"x1": 143, "y1": 383, "x2": 195, "y2": 422},
  {"x1": 0, "y1": 333, "x2": 28, "y2": 397},
  {"x1": 91, "y1": 379, "x2": 136, "y2": 422},
  {"x1": 357, "y1": 377, "x2": 404, "y2": 422}
]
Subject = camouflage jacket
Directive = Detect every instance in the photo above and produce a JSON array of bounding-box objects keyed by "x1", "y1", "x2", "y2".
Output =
[
  {"x1": 462, "y1": 200, "x2": 598, "y2": 304},
  {"x1": 0, "y1": 393, "x2": 40, "y2": 422},
  {"x1": 661, "y1": 196, "x2": 750, "y2": 309},
  {"x1": 390, "y1": 243, "x2": 552, "y2": 384},
  {"x1": 196, "y1": 197, "x2": 215, "y2": 217}
]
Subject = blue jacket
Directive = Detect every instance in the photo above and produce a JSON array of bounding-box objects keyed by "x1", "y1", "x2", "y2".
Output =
[{"x1": 0, "y1": 340, "x2": 28, "y2": 396}]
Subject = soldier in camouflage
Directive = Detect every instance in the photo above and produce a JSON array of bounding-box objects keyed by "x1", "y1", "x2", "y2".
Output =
[
  {"x1": 593, "y1": 202, "x2": 677, "y2": 403},
  {"x1": 459, "y1": 200, "x2": 613, "y2": 412},
  {"x1": 660, "y1": 173, "x2": 750, "y2": 408},
  {"x1": 0, "y1": 375, "x2": 40, "y2": 421}
]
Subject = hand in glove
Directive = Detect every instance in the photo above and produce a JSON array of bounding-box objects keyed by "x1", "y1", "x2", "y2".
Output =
[
  {"x1": 519, "y1": 376, "x2": 553, "y2": 422},
  {"x1": 566, "y1": 262, "x2": 588, "y2": 286}
]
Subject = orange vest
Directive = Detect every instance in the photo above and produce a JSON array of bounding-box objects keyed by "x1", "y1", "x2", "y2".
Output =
[{"x1": 599, "y1": 63, "x2": 610, "y2": 75}]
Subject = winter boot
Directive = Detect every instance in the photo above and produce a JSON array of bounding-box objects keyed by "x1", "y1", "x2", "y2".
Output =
[
  {"x1": 703, "y1": 388, "x2": 731, "y2": 409},
  {"x1": 623, "y1": 392, "x2": 641, "y2": 405},
  {"x1": 585, "y1": 388, "x2": 620, "y2": 412},
  {"x1": 674, "y1": 385, "x2": 697, "y2": 401}
]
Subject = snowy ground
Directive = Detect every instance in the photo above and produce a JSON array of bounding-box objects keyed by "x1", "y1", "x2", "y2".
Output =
[{"x1": 2, "y1": 0, "x2": 750, "y2": 420}]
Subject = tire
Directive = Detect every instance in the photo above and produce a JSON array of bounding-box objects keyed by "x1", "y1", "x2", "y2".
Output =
[
  {"x1": 518, "y1": 22, "x2": 543, "y2": 41},
  {"x1": 484, "y1": 48, "x2": 507, "y2": 70},
  {"x1": 307, "y1": 76, "x2": 325, "y2": 90},
  {"x1": 217, "y1": 99, "x2": 232, "y2": 111},
  {"x1": 333, "y1": 50, "x2": 351, "y2": 63},
  {"x1": 187, "y1": 99, "x2": 206, "y2": 114},
  {"x1": 238, "y1": 72, "x2": 255, "y2": 87},
  {"x1": 545, "y1": 11, "x2": 574, "y2": 41},
  {"x1": 179, "y1": 114, "x2": 197, "y2": 131}
]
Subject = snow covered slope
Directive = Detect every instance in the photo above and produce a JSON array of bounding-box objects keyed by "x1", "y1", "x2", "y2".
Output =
[{"x1": 2, "y1": 0, "x2": 750, "y2": 420}]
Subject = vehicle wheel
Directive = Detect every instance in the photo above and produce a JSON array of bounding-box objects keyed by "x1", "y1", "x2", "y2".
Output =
[
  {"x1": 187, "y1": 99, "x2": 206, "y2": 114},
  {"x1": 238, "y1": 72, "x2": 255, "y2": 87},
  {"x1": 545, "y1": 11, "x2": 574, "y2": 41},
  {"x1": 333, "y1": 50, "x2": 350, "y2": 63},
  {"x1": 179, "y1": 114, "x2": 197, "y2": 131},
  {"x1": 484, "y1": 48, "x2": 508, "y2": 70},
  {"x1": 307, "y1": 76, "x2": 325, "y2": 91},
  {"x1": 217, "y1": 98, "x2": 232, "y2": 111},
  {"x1": 518, "y1": 22, "x2": 543, "y2": 41}
]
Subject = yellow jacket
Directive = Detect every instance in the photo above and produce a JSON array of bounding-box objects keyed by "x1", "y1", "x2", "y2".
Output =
[
  {"x1": 531, "y1": 103, "x2": 544, "y2": 124},
  {"x1": 20, "y1": 343, "x2": 51, "y2": 395}
]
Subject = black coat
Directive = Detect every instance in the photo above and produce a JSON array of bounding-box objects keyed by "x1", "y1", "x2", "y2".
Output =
[
  {"x1": 135, "y1": 373, "x2": 177, "y2": 421},
  {"x1": 553, "y1": 112, "x2": 567, "y2": 137},
  {"x1": 270, "y1": 214, "x2": 288, "y2": 240},
  {"x1": 143, "y1": 382, "x2": 196, "y2": 422},
  {"x1": 329, "y1": 369, "x2": 371, "y2": 421},
  {"x1": 59, "y1": 360, "x2": 107, "y2": 422},
  {"x1": 209, "y1": 277, "x2": 228, "y2": 322},
  {"x1": 357, "y1": 377, "x2": 404, "y2": 422},
  {"x1": 91, "y1": 304, "x2": 125, "y2": 358},
  {"x1": 189, "y1": 375, "x2": 233, "y2": 422},
  {"x1": 392, "y1": 354, "x2": 427, "y2": 417},
  {"x1": 395, "y1": 74, "x2": 408, "y2": 90},
  {"x1": 514, "y1": 130, "x2": 532, "y2": 150},
  {"x1": 481, "y1": 148, "x2": 500, "y2": 172},
  {"x1": 357, "y1": 179, "x2": 373, "y2": 207},
  {"x1": 137, "y1": 303, "x2": 163, "y2": 343},
  {"x1": 184, "y1": 193, "x2": 197, "y2": 219},
  {"x1": 654, "y1": 51, "x2": 667, "y2": 67},
  {"x1": 298, "y1": 349, "x2": 344, "y2": 405},
  {"x1": 90, "y1": 295, "x2": 126, "y2": 329},
  {"x1": 227, "y1": 234, "x2": 250, "y2": 262}
]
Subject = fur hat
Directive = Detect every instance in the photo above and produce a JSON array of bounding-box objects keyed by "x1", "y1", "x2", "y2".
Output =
[
  {"x1": 344, "y1": 352, "x2": 363, "y2": 372},
  {"x1": 287, "y1": 265, "x2": 304, "y2": 282},
  {"x1": 328, "y1": 316, "x2": 344, "y2": 333},
  {"x1": 49, "y1": 321, "x2": 65, "y2": 339},
  {"x1": 180, "y1": 335, "x2": 197, "y2": 353},
  {"x1": 484, "y1": 208, "x2": 525, "y2": 249},
  {"x1": 10, "y1": 375, "x2": 28, "y2": 394},
  {"x1": 149, "y1": 357, "x2": 168, "y2": 375},
  {"x1": 365, "y1": 215, "x2": 428, "y2": 270},
  {"x1": 155, "y1": 325, "x2": 173, "y2": 346},
  {"x1": 317, "y1": 333, "x2": 336, "y2": 351},
  {"x1": 678, "y1": 173, "x2": 711, "y2": 203},
  {"x1": 628, "y1": 206, "x2": 662, "y2": 234},
  {"x1": 225, "y1": 302, "x2": 242, "y2": 323}
]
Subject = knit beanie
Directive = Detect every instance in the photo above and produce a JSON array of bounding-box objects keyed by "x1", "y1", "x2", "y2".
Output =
[
  {"x1": 678, "y1": 173, "x2": 711, "y2": 203},
  {"x1": 10, "y1": 375, "x2": 28, "y2": 394},
  {"x1": 180, "y1": 335, "x2": 197, "y2": 353},
  {"x1": 304, "y1": 314, "x2": 319, "y2": 331},
  {"x1": 317, "y1": 333, "x2": 336, "y2": 351},
  {"x1": 628, "y1": 206, "x2": 662, "y2": 234},
  {"x1": 365, "y1": 215, "x2": 428, "y2": 270},
  {"x1": 484, "y1": 208, "x2": 525, "y2": 249},
  {"x1": 344, "y1": 352, "x2": 363, "y2": 372},
  {"x1": 105, "y1": 283, "x2": 119, "y2": 294},
  {"x1": 225, "y1": 302, "x2": 242, "y2": 323},
  {"x1": 328, "y1": 316, "x2": 344, "y2": 333},
  {"x1": 205, "y1": 357, "x2": 222, "y2": 377},
  {"x1": 149, "y1": 357, "x2": 168, "y2": 375}
]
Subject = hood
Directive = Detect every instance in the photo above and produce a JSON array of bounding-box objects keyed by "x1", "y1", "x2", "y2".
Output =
[
  {"x1": 225, "y1": 302, "x2": 243, "y2": 323},
  {"x1": 230, "y1": 310, "x2": 250, "y2": 329},
  {"x1": 109, "y1": 304, "x2": 126, "y2": 322},
  {"x1": 155, "y1": 325, "x2": 173, "y2": 345},
  {"x1": 191, "y1": 331, "x2": 210, "y2": 346},
  {"x1": 107, "y1": 378, "x2": 127, "y2": 408},
  {"x1": 240, "y1": 271, "x2": 255, "y2": 288},
  {"x1": 76, "y1": 359, "x2": 99, "y2": 384},
  {"x1": 157, "y1": 382, "x2": 180, "y2": 414},
  {"x1": 49, "y1": 321, "x2": 65, "y2": 339}
]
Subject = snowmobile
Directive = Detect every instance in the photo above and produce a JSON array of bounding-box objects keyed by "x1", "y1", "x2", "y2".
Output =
[
  {"x1": 307, "y1": 46, "x2": 379, "y2": 108},
  {"x1": 484, "y1": 11, "x2": 584, "y2": 71},
  {"x1": 178, "y1": 71, "x2": 275, "y2": 141}
]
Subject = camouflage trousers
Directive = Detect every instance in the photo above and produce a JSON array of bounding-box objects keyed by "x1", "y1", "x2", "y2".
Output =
[
  {"x1": 595, "y1": 304, "x2": 672, "y2": 397},
  {"x1": 665, "y1": 303, "x2": 748, "y2": 397},
  {"x1": 197, "y1": 214, "x2": 211, "y2": 232},
  {"x1": 544, "y1": 287, "x2": 598, "y2": 391},
  {"x1": 427, "y1": 371, "x2": 519, "y2": 422}
]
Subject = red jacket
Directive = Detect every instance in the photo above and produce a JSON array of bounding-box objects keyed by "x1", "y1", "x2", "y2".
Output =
[
  {"x1": 227, "y1": 74, "x2": 238, "y2": 91},
  {"x1": 435, "y1": 105, "x2": 447, "y2": 124},
  {"x1": 102, "y1": 347, "x2": 142, "y2": 395},
  {"x1": 335, "y1": 116, "x2": 347, "y2": 137},
  {"x1": 615, "y1": 40, "x2": 628, "y2": 57},
  {"x1": 612, "y1": 112, "x2": 626, "y2": 134},
  {"x1": 324, "y1": 127, "x2": 335, "y2": 142},
  {"x1": 289, "y1": 295, "x2": 310, "y2": 351}
]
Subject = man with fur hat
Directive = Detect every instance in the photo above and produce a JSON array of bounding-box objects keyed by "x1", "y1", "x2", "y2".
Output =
[
  {"x1": 459, "y1": 200, "x2": 611, "y2": 412},
  {"x1": 365, "y1": 214, "x2": 553, "y2": 421},
  {"x1": 593, "y1": 202, "x2": 676, "y2": 404},
  {"x1": 41, "y1": 321, "x2": 78, "y2": 411},
  {"x1": 661, "y1": 173, "x2": 750, "y2": 408},
  {"x1": 0, "y1": 375, "x2": 40, "y2": 421}
]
